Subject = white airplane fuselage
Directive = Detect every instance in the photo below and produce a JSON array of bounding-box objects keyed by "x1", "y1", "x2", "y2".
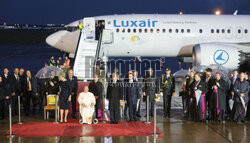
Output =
[{"x1": 46, "y1": 14, "x2": 250, "y2": 69}]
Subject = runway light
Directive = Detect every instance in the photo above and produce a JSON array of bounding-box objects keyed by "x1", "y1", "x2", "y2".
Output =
[
  {"x1": 215, "y1": 10, "x2": 221, "y2": 15},
  {"x1": 179, "y1": 11, "x2": 183, "y2": 15}
]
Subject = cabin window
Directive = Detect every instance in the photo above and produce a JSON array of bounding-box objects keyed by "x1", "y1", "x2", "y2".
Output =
[
  {"x1": 169, "y1": 29, "x2": 172, "y2": 33},
  {"x1": 175, "y1": 29, "x2": 179, "y2": 33},
  {"x1": 144, "y1": 29, "x2": 148, "y2": 33},
  {"x1": 222, "y1": 29, "x2": 225, "y2": 33},
  {"x1": 139, "y1": 29, "x2": 142, "y2": 33},
  {"x1": 156, "y1": 29, "x2": 160, "y2": 33},
  {"x1": 227, "y1": 29, "x2": 231, "y2": 33},
  {"x1": 133, "y1": 29, "x2": 136, "y2": 33},
  {"x1": 116, "y1": 29, "x2": 119, "y2": 33},
  {"x1": 238, "y1": 29, "x2": 241, "y2": 34},
  {"x1": 216, "y1": 29, "x2": 220, "y2": 33},
  {"x1": 187, "y1": 29, "x2": 190, "y2": 33},
  {"x1": 245, "y1": 29, "x2": 248, "y2": 34},
  {"x1": 150, "y1": 29, "x2": 154, "y2": 33},
  {"x1": 122, "y1": 29, "x2": 125, "y2": 33},
  {"x1": 211, "y1": 29, "x2": 214, "y2": 33},
  {"x1": 199, "y1": 29, "x2": 203, "y2": 33},
  {"x1": 162, "y1": 29, "x2": 166, "y2": 33},
  {"x1": 127, "y1": 29, "x2": 131, "y2": 33}
]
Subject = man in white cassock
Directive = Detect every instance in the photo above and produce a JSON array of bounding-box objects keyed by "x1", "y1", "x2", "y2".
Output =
[{"x1": 78, "y1": 86, "x2": 96, "y2": 124}]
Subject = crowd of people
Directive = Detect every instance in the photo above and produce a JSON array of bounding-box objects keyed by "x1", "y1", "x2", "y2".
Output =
[
  {"x1": 47, "y1": 56, "x2": 71, "y2": 71},
  {"x1": 96, "y1": 67, "x2": 250, "y2": 124},
  {"x1": 0, "y1": 67, "x2": 78, "y2": 122},
  {"x1": 180, "y1": 69, "x2": 250, "y2": 123},
  {"x1": 0, "y1": 62, "x2": 249, "y2": 125}
]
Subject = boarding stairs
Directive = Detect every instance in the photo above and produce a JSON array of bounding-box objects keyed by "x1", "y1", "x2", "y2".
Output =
[{"x1": 73, "y1": 28, "x2": 112, "y2": 81}]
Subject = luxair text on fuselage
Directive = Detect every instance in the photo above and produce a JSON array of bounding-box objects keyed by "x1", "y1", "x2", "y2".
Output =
[{"x1": 113, "y1": 19, "x2": 158, "y2": 27}]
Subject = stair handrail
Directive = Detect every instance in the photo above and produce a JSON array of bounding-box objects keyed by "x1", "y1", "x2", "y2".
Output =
[{"x1": 93, "y1": 31, "x2": 103, "y2": 72}]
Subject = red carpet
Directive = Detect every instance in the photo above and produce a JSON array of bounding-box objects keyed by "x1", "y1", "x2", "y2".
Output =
[{"x1": 6, "y1": 120, "x2": 163, "y2": 137}]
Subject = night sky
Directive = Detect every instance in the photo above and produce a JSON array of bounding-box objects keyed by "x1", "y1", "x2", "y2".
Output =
[{"x1": 1, "y1": 0, "x2": 250, "y2": 24}]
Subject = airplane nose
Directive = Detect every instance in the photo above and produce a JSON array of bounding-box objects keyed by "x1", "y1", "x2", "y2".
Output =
[
  {"x1": 46, "y1": 30, "x2": 81, "y2": 54},
  {"x1": 46, "y1": 31, "x2": 66, "y2": 47}
]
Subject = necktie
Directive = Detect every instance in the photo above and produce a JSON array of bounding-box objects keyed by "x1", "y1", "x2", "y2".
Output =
[
  {"x1": 16, "y1": 75, "x2": 19, "y2": 82},
  {"x1": 28, "y1": 78, "x2": 32, "y2": 91}
]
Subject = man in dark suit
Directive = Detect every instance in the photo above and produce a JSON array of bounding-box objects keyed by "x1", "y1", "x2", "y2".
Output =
[
  {"x1": 1, "y1": 68, "x2": 12, "y2": 116},
  {"x1": 228, "y1": 70, "x2": 238, "y2": 113},
  {"x1": 89, "y1": 74, "x2": 103, "y2": 118},
  {"x1": 66, "y1": 69, "x2": 78, "y2": 118},
  {"x1": 10, "y1": 68, "x2": 22, "y2": 116},
  {"x1": 23, "y1": 70, "x2": 38, "y2": 115},
  {"x1": 37, "y1": 71, "x2": 48, "y2": 116},
  {"x1": 160, "y1": 68, "x2": 175, "y2": 118},
  {"x1": 0, "y1": 76, "x2": 5, "y2": 120},
  {"x1": 125, "y1": 73, "x2": 140, "y2": 121},
  {"x1": 212, "y1": 72, "x2": 227, "y2": 123},
  {"x1": 143, "y1": 68, "x2": 159, "y2": 117},
  {"x1": 123, "y1": 70, "x2": 133, "y2": 117},
  {"x1": 107, "y1": 73, "x2": 123, "y2": 124},
  {"x1": 19, "y1": 68, "x2": 25, "y2": 113},
  {"x1": 203, "y1": 68, "x2": 214, "y2": 120},
  {"x1": 134, "y1": 71, "x2": 143, "y2": 117},
  {"x1": 46, "y1": 71, "x2": 59, "y2": 95}
]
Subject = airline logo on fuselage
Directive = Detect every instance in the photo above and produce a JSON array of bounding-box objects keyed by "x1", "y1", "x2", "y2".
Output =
[{"x1": 113, "y1": 19, "x2": 158, "y2": 27}]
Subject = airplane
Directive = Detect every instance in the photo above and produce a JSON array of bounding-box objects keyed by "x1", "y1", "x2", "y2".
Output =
[{"x1": 46, "y1": 14, "x2": 250, "y2": 80}]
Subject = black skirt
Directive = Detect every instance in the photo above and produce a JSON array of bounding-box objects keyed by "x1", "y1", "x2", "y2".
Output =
[{"x1": 60, "y1": 98, "x2": 70, "y2": 110}]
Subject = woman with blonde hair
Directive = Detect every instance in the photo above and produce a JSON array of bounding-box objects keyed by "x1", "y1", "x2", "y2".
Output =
[{"x1": 58, "y1": 72, "x2": 72, "y2": 123}]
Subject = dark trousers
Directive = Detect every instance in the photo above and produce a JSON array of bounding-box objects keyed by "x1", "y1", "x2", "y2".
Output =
[
  {"x1": 225, "y1": 94, "x2": 232, "y2": 115},
  {"x1": 71, "y1": 94, "x2": 76, "y2": 117},
  {"x1": 124, "y1": 103, "x2": 128, "y2": 116},
  {"x1": 110, "y1": 109, "x2": 120, "y2": 123},
  {"x1": 128, "y1": 103, "x2": 137, "y2": 120},
  {"x1": 163, "y1": 94, "x2": 172, "y2": 116},
  {"x1": 12, "y1": 95, "x2": 18, "y2": 116},
  {"x1": 24, "y1": 91, "x2": 36, "y2": 115},
  {"x1": 0, "y1": 99, "x2": 5, "y2": 119},
  {"x1": 246, "y1": 101, "x2": 250, "y2": 120},
  {"x1": 146, "y1": 99, "x2": 155, "y2": 116},
  {"x1": 218, "y1": 110, "x2": 225, "y2": 121},
  {"x1": 182, "y1": 95, "x2": 188, "y2": 115},
  {"x1": 39, "y1": 91, "x2": 46, "y2": 114},
  {"x1": 95, "y1": 98, "x2": 101, "y2": 118},
  {"x1": 231, "y1": 102, "x2": 245, "y2": 122},
  {"x1": 188, "y1": 98, "x2": 197, "y2": 121},
  {"x1": 136, "y1": 99, "x2": 141, "y2": 116}
]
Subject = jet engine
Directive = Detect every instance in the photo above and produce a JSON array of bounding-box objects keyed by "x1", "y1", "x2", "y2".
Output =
[{"x1": 192, "y1": 43, "x2": 246, "y2": 69}]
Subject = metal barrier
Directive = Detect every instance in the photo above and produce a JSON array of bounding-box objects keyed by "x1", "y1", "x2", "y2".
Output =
[
  {"x1": 149, "y1": 104, "x2": 160, "y2": 136},
  {"x1": 53, "y1": 95, "x2": 59, "y2": 123},
  {"x1": 17, "y1": 96, "x2": 23, "y2": 124},
  {"x1": 102, "y1": 56, "x2": 108, "y2": 123},
  {"x1": 6, "y1": 104, "x2": 15, "y2": 137},
  {"x1": 145, "y1": 95, "x2": 151, "y2": 124}
]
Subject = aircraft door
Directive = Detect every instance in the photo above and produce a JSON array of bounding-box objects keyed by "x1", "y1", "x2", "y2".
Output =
[{"x1": 83, "y1": 18, "x2": 95, "y2": 41}]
